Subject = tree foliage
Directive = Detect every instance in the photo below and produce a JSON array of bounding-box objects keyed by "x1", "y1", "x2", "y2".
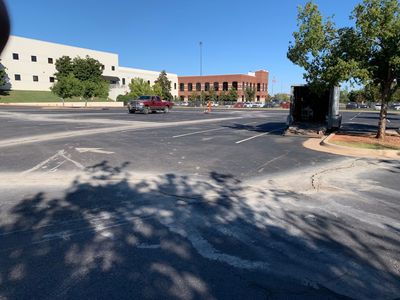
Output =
[
  {"x1": 272, "y1": 93, "x2": 291, "y2": 101},
  {"x1": 244, "y1": 87, "x2": 256, "y2": 102},
  {"x1": 227, "y1": 87, "x2": 238, "y2": 102},
  {"x1": 128, "y1": 78, "x2": 155, "y2": 99},
  {"x1": 288, "y1": 0, "x2": 400, "y2": 139},
  {"x1": 52, "y1": 55, "x2": 109, "y2": 101},
  {"x1": 208, "y1": 87, "x2": 217, "y2": 102},
  {"x1": 0, "y1": 60, "x2": 8, "y2": 88},
  {"x1": 154, "y1": 70, "x2": 172, "y2": 100}
]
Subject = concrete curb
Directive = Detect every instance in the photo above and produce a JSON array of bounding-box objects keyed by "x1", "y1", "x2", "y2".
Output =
[{"x1": 320, "y1": 132, "x2": 400, "y2": 159}]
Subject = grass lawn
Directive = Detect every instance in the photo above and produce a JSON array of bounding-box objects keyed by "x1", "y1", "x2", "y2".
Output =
[
  {"x1": 0, "y1": 90, "x2": 109, "y2": 103},
  {"x1": 331, "y1": 140, "x2": 400, "y2": 150}
]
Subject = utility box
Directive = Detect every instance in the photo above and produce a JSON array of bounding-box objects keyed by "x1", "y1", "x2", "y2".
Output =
[{"x1": 286, "y1": 85, "x2": 342, "y2": 134}]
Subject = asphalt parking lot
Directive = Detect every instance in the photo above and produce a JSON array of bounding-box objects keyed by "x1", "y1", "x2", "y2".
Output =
[{"x1": 0, "y1": 106, "x2": 399, "y2": 300}]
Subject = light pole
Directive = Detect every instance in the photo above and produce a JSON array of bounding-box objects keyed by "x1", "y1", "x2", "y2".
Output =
[
  {"x1": 199, "y1": 41, "x2": 203, "y2": 106},
  {"x1": 199, "y1": 41, "x2": 203, "y2": 76}
]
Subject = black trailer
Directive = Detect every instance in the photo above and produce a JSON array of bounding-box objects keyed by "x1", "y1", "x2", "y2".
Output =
[{"x1": 286, "y1": 85, "x2": 342, "y2": 134}]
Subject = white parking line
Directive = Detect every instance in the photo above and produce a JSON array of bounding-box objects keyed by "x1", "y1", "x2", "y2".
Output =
[
  {"x1": 172, "y1": 127, "x2": 225, "y2": 138},
  {"x1": 235, "y1": 127, "x2": 286, "y2": 144},
  {"x1": 350, "y1": 112, "x2": 361, "y2": 121}
]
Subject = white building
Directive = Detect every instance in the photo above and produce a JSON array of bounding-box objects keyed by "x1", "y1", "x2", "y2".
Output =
[{"x1": 0, "y1": 35, "x2": 178, "y2": 100}]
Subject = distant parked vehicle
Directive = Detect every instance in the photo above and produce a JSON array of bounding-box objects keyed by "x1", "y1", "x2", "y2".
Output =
[
  {"x1": 358, "y1": 103, "x2": 369, "y2": 109},
  {"x1": 127, "y1": 95, "x2": 173, "y2": 114},
  {"x1": 263, "y1": 102, "x2": 274, "y2": 108},
  {"x1": 233, "y1": 102, "x2": 245, "y2": 108},
  {"x1": 346, "y1": 102, "x2": 358, "y2": 109},
  {"x1": 390, "y1": 103, "x2": 400, "y2": 110},
  {"x1": 211, "y1": 102, "x2": 219, "y2": 107},
  {"x1": 374, "y1": 103, "x2": 382, "y2": 110},
  {"x1": 280, "y1": 101, "x2": 290, "y2": 109}
]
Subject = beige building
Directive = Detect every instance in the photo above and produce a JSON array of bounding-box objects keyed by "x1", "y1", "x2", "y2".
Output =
[{"x1": 0, "y1": 35, "x2": 178, "y2": 100}]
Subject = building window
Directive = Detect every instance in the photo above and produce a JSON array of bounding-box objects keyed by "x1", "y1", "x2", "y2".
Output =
[
  {"x1": 196, "y1": 82, "x2": 201, "y2": 91},
  {"x1": 111, "y1": 66, "x2": 115, "y2": 71},
  {"x1": 205, "y1": 82, "x2": 210, "y2": 91},
  {"x1": 14, "y1": 74, "x2": 21, "y2": 81},
  {"x1": 180, "y1": 96, "x2": 185, "y2": 101},
  {"x1": 214, "y1": 82, "x2": 219, "y2": 91},
  {"x1": 48, "y1": 57, "x2": 53, "y2": 64},
  {"x1": 179, "y1": 83, "x2": 184, "y2": 91},
  {"x1": 257, "y1": 83, "x2": 260, "y2": 92},
  {"x1": 31, "y1": 55, "x2": 37, "y2": 62},
  {"x1": 223, "y1": 82, "x2": 228, "y2": 91},
  {"x1": 174, "y1": 83, "x2": 177, "y2": 90},
  {"x1": 49, "y1": 77, "x2": 55, "y2": 83},
  {"x1": 33, "y1": 75, "x2": 39, "y2": 82},
  {"x1": 12, "y1": 53, "x2": 19, "y2": 60},
  {"x1": 188, "y1": 83, "x2": 193, "y2": 91},
  {"x1": 257, "y1": 96, "x2": 260, "y2": 101},
  {"x1": 232, "y1": 81, "x2": 238, "y2": 90},
  {"x1": 122, "y1": 78, "x2": 126, "y2": 85}
]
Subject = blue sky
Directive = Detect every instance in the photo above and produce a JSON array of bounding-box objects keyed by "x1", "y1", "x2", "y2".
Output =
[{"x1": 5, "y1": 0, "x2": 360, "y2": 93}]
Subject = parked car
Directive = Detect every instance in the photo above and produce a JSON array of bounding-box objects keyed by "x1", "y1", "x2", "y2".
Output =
[
  {"x1": 233, "y1": 102, "x2": 245, "y2": 108},
  {"x1": 346, "y1": 102, "x2": 358, "y2": 109},
  {"x1": 211, "y1": 102, "x2": 219, "y2": 107},
  {"x1": 358, "y1": 103, "x2": 369, "y2": 109},
  {"x1": 390, "y1": 102, "x2": 400, "y2": 110},
  {"x1": 374, "y1": 103, "x2": 382, "y2": 110},
  {"x1": 263, "y1": 102, "x2": 274, "y2": 108},
  {"x1": 127, "y1": 95, "x2": 173, "y2": 114},
  {"x1": 280, "y1": 101, "x2": 290, "y2": 109}
]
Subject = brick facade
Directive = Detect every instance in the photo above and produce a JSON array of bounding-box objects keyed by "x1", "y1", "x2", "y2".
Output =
[{"x1": 178, "y1": 70, "x2": 269, "y2": 103}]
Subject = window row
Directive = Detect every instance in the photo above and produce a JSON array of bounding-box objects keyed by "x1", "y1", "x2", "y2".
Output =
[
  {"x1": 12, "y1": 53, "x2": 116, "y2": 71},
  {"x1": 179, "y1": 81, "x2": 266, "y2": 92},
  {"x1": 14, "y1": 74, "x2": 55, "y2": 82}
]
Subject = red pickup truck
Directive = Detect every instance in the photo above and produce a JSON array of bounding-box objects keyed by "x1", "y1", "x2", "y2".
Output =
[{"x1": 127, "y1": 95, "x2": 174, "y2": 114}]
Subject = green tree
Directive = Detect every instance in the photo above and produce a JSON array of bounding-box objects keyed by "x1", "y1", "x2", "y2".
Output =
[
  {"x1": 219, "y1": 91, "x2": 228, "y2": 104},
  {"x1": 128, "y1": 78, "x2": 153, "y2": 99},
  {"x1": 188, "y1": 91, "x2": 198, "y2": 103},
  {"x1": 154, "y1": 70, "x2": 172, "y2": 100},
  {"x1": 227, "y1": 87, "x2": 238, "y2": 103},
  {"x1": 52, "y1": 55, "x2": 109, "y2": 105},
  {"x1": 272, "y1": 93, "x2": 290, "y2": 101},
  {"x1": 72, "y1": 56, "x2": 103, "y2": 82},
  {"x1": 152, "y1": 82, "x2": 163, "y2": 97},
  {"x1": 51, "y1": 73, "x2": 82, "y2": 100},
  {"x1": 54, "y1": 56, "x2": 74, "y2": 80},
  {"x1": 288, "y1": 0, "x2": 400, "y2": 139},
  {"x1": 208, "y1": 87, "x2": 217, "y2": 102},
  {"x1": 200, "y1": 91, "x2": 207, "y2": 105},
  {"x1": 0, "y1": 60, "x2": 8, "y2": 88},
  {"x1": 244, "y1": 87, "x2": 255, "y2": 102}
]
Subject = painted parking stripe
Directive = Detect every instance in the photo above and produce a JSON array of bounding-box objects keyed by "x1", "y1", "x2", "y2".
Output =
[
  {"x1": 173, "y1": 127, "x2": 225, "y2": 138},
  {"x1": 235, "y1": 127, "x2": 286, "y2": 144},
  {"x1": 172, "y1": 121, "x2": 258, "y2": 138},
  {"x1": 350, "y1": 112, "x2": 361, "y2": 121}
]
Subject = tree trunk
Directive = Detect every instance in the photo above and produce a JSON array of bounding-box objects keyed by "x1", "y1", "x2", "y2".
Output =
[{"x1": 376, "y1": 101, "x2": 387, "y2": 140}]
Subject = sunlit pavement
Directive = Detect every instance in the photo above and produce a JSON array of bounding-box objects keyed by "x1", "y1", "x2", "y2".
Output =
[{"x1": 0, "y1": 107, "x2": 399, "y2": 299}]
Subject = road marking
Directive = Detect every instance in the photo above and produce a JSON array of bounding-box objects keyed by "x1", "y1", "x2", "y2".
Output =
[
  {"x1": 350, "y1": 112, "x2": 361, "y2": 121},
  {"x1": 235, "y1": 127, "x2": 286, "y2": 144},
  {"x1": 21, "y1": 150, "x2": 65, "y2": 174},
  {"x1": 0, "y1": 117, "x2": 242, "y2": 149},
  {"x1": 173, "y1": 127, "x2": 225, "y2": 138},
  {"x1": 75, "y1": 147, "x2": 114, "y2": 154}
]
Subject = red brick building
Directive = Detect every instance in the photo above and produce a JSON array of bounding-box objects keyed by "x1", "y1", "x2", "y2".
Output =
[{"x1": 178, "y1": 70, "x2": 269, "y2": 103}]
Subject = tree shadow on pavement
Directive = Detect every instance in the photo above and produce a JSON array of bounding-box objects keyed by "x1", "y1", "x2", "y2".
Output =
[
  {"x1": 0, "y1": 161, "x2": 399, "y2": 299},
  {"x1": 223, "y1": 122, "x2": 287, "y2": 135}
]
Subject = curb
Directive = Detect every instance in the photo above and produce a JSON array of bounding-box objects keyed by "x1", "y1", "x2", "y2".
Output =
[{"x1": 320, "y1": 132, "x2": 400, "y2": 159}]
